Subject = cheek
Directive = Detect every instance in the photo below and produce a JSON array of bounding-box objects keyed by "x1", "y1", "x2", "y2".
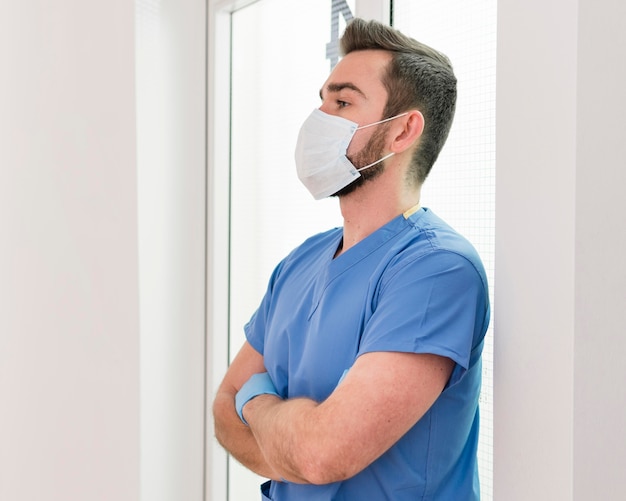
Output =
[{"x1": 346, "y1": 130, "x2": 372, "y2": 157}]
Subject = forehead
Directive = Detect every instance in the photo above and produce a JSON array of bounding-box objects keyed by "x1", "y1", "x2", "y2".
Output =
[{"x1": 322, "y1": 50, "x2": 391, "y2": 101}]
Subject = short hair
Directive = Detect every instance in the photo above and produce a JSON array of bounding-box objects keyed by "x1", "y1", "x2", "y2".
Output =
[{"x1": 340, "y1": 18, "x2": 457, "y2": 184}]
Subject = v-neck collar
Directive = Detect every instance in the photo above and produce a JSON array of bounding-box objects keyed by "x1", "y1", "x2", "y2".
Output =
[{"x1": 307, "y1": 212, "x2": 420, "y2": 320}]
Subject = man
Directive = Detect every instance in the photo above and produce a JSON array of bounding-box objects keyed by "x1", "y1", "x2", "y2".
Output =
[{"x1": 213, "y1": 18, "x2": 490, "y2": 500}]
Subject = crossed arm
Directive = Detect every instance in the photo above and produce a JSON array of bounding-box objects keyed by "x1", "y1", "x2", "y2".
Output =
[{"x1": 212, "y1": 340, "x2": 454, "y2": 485}]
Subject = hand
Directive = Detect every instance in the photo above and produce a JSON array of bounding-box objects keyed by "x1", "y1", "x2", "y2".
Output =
[{"x1": 235, "y1": 372, "x2": 281, "y2": 425}]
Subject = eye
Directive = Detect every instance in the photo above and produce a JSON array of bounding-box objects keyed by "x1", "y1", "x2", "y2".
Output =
[{"x1": 337, "y1": 100, "x2": 350, "y2": 108}]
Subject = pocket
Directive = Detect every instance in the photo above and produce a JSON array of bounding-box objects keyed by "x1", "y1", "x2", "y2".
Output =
[{"x1": 260, "y1": 480, "x2": 272, "y2": 500}]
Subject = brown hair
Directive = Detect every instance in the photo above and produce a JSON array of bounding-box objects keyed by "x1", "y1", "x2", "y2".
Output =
[{"x1": 340, "y1": 18, "x2": 457, "y2": 184}]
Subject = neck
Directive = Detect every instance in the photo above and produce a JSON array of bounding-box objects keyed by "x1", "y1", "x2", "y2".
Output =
[{"x1": 337, "y1": 175, "x2": 421, "y2": 256}]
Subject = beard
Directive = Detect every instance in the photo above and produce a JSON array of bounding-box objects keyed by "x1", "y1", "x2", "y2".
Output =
[{"x1": 331, "y1": 122, "x2": 390, "y2": 198}]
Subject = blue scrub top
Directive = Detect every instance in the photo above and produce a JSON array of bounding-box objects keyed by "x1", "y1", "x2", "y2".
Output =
[{"x1": 246, "y1": 208, "x2": 490, "y2": 500}]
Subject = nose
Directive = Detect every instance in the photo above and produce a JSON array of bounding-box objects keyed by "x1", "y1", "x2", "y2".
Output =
[{"x1": 318, "y1": 100, "x2": 332, "y2": 115}]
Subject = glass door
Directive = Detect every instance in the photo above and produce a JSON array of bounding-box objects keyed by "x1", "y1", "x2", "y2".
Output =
[
  {"x1": 393, "y1": 2, "x2": 497, "y2": 498},
  {"x1": 229, "y1": 1, "x2": 355, "y2": 497},
  {"x1": 223, "y1": 1, "x2": 495, "y2": 497}
]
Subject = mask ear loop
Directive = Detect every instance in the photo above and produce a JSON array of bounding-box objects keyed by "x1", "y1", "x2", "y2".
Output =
[
  {"x1": 355, "y1": 112, "x2": 409, "y2": 131},
  {"x1": 356, "y1": 152, "x2": 395, "y2": 172},
  {"x1": 353, "y1": 112, "x2": 407, "y2": 172}
]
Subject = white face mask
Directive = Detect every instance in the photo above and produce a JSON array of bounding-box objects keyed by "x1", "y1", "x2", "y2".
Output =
[{"x1": 294, "y1": 109, "x2": 407, "y2": 200}]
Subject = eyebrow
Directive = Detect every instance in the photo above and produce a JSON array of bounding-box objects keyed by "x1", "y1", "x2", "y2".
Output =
[{"x1": 319, "y1": 82, "x2": 367, "y2": 100}]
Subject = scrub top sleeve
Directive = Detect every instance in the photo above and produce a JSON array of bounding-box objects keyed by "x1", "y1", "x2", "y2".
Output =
[
  {"x1": 243, "y1": 258, "x2": 287, "y2": 356},
  {"x1": 358, "y1": 250, "x2": 487, "y2": 384},
  {"x1": 244, "y1": 310, "x2": 265, "y2": 355}
]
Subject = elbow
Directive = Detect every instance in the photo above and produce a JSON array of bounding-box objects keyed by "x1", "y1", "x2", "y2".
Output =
[
  {"x1": 296, "y1": 442, "x2": 361, "y2": 485},
  {"x1": 302, "y1": 467, "x2": 350, "y2": 486},
  {"x1": 212, "y1": 391, "x2": 238, "y2": 448}
]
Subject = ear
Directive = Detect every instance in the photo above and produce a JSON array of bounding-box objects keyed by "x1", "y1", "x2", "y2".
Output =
[{"x1": 389, "y1": 110, "x2": 424, "y2": 153}]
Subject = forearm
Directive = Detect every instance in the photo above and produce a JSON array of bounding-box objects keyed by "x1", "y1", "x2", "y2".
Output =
[
  {"x1": 244, "y1": 395, "x2": 337, "y2": 485},
  {"x1": 212, "y1": 388, "x2": 281, "y2": 480},
  {"x1": 241, "y1": 352, "x2": 453, "y2": 486}
]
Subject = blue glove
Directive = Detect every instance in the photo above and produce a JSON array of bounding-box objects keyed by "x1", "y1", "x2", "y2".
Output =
[{"x1": 235, "y1": 372, "x2": 280, "y2": 425}]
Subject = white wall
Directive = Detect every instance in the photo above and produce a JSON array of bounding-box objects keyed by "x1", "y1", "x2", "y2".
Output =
[
  {"x1": 1, "y1": 1, "x2": 208, "y2": 500},
  {"x1": 206, "y1": 3, "x2": 233, "y2": 499},
  {"x1": 136, "y1": 0, "x2": 207, "y2": 500},
  {"x1": 574, "y1": 0, "x2": 626, "y2": 498},
  {"x1": 0, "y1": 2, "x2": 139, "y2": 500},
  {"x1": 495, "y1": 0, "x2": 626, "y2": 499}
]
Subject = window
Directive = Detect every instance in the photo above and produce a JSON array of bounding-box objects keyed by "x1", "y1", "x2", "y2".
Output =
[
  {"x1": 217, "y1": 0, "x2": 495, "y2": 497},
  {"x1": 393, "y1": 2, "x2": 497, "y2": 498},
  {"x1": 228, "y1": 2, "x2": 355, "y2": 497}
]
